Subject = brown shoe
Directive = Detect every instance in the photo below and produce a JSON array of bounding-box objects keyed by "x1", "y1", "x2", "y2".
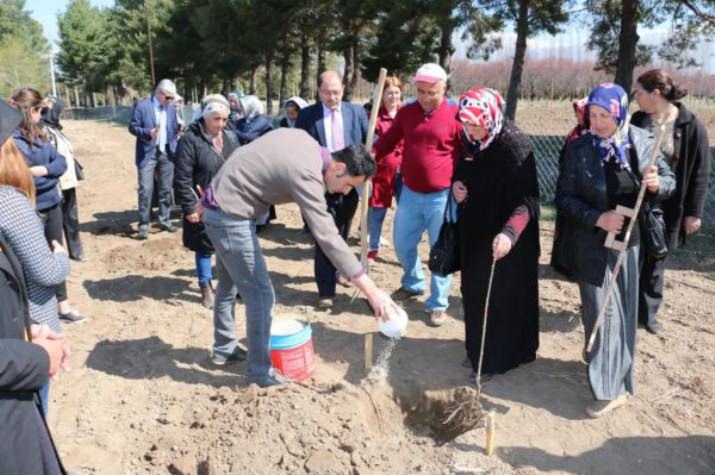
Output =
[
  {"x1": 200, "y1": 283, "x2": 215, "y2": 309},
  {"x1": 392, "y1": 287, "x2": 424, "y2": 301}
]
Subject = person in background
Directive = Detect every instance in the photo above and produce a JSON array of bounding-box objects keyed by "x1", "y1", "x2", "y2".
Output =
[
  {"x1": 42, "y1": 96, "x2": 86, "y2": 262},
  {"x1": 129, "y1": 79, "x2": 180, "y2": 239},
  {"x1": 296, "y1": 70, "x2": 369, "y2": 309},
  {"x1": 555, "y1": 83, "x2": 675, "y2": 418},
  {"x1": 0, "y1": 98, "x2": 72, "y2": 417},
  {"x1": 174, "y1": 94, "x2": 186, "y2": 132},
  {"x1": 367, "y1": 76, "x2": 404, "y2": 262},
  {"x1": 11, "y1": 87, "x2": 85, "y2": 327},
  {"x1": 280, "y1": 96, "x2": 308, "y2": 128},
  {"x1": 631, "y1": 69, "x2": 711, "y2": 335},
  {"x1": 565, "y1": 97, "x2": 589, "y2": 145},
  {"x1": 372, "y1": 63, "x2": 461, "y2": 327},
  {"x1": 453, "y1": 88, "x2": 541, "y2": 382},
  {"x1": 235, "y1": 95, "x2": 276, "y2": 229},
  {"x1": 174, "y1": 95, "x2": 240, "y2": 310},
  {"x1": 228, "y1": 92, "x2": 242, "y2": 129}
]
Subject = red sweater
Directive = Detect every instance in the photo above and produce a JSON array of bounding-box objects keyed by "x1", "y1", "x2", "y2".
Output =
[{"x1": 373, "y1": 100, "x2": 461, "y2": 193}]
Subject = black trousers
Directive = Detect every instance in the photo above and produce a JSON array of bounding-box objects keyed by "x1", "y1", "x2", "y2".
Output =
[
  {"x1": 638, "y1": 250, "x2": 666, "y2": 328},
  {"x1": 61, "y1": 188, "x2": 84, "y2": 259},
  {"x1": 39, "y1": 203, "x2": 68, "y2": 303},
  {"x1": 314, "y1": 189, "x2": 359, "y2": 298}
]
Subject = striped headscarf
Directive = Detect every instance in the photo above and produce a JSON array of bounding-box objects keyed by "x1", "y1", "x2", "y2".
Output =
[{"x1": 457, "y1": 88, "x2": 504, "y2": 151}]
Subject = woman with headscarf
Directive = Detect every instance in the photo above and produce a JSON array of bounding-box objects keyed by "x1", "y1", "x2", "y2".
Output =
[
  {"x1": 235, "y1": 95, "x2": 273, "y2": 145},
  {"x1": 631, "y1": 69, "x2": 711, "y2": 335},
  {"x1": 452, "y1": 88, "x2": 541, "y2": 383},
  {"x1": 556, "y1": 83, "x2": 675, "y2": 418},
  {"x1": 173, "y1": 94, "x2": 240, "y2": 309},
  {"x1": 367, "y1": 76, "x2": 404, "y2": 262},
  {"x1": 236, "y1": 95, "x2": 276, "y2": 228},
  {"x1": 41, "y1": 96, "x2": 86, "y2": 262},
  {"x1": 11, "y1": 87, "x2": 85, "y2": 326},
  {"x1": 279, "y1": 96, "x2": 308, "y2": 128},
  {"x1": 228, "y1": 92, "x2": 242, "y2": 129}
]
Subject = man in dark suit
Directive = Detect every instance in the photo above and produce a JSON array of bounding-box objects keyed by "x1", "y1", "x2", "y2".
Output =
[
  {"x1": 129, "y1": 79, "x2": 180, "y2": 239},
  {"x1": 296, "y1": 71, "x2": 368, "y2": 308}
]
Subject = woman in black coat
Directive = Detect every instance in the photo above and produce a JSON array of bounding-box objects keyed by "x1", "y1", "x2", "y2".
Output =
[
  {"x1": 631, "y1": 69, "x2": 711, "y2": 334},
  {"x1": 173, "y1": 95, "x2": 239, "y2": 309},
  {"x1": 452, "y1": 88, "x2": 541, "y2": 382},
  {"x1": 555, "y1": 83, "x2": 675, "y2": 418}
]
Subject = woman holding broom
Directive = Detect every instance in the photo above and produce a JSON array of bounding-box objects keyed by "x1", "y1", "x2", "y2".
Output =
[
  {"x1": 452, "y1": 88, "x2": 541, "y2": 384},
  {"x1": 555, "y1": 83, "x2": 674, "y2": 418}
]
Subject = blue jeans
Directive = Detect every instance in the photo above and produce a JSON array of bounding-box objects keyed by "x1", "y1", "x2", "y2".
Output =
[
  {"x1": 195, "y1": 252, "x2": 213, "y2": 286},
  {"x1": 137, "y1": 150, "x2": 174, "y2": 228},
  {"x1": 203, "y1": 208, "x2": 275, "y2": 382},
  {"x1": 39, "y1": 380, "x2": 50, "y2": 416},
  {"x1": 368, "y1": 206, "x2": 388, "y2": 252},
  {"x1": 392, "y1": 185, "x2": 452, "y2": 312}
]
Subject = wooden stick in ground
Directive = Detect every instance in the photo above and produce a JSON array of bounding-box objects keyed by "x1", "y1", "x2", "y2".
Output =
[
  {"x1": 586, "y1": 124, "x2": 665, "y2": 353},
  {"x1": 350, "y1": 67, "x2": 388, "y2": 305},
  {"x1": 485, "y1": 411, "x2": 496, "y2": 455},
  {"x1": 364, "y1": 333, "x2": 374, "y2": 370}
]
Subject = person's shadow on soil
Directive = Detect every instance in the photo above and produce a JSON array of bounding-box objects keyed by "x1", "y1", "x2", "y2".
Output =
[
  {"x1": 85, "y1": 336, "x2": 245, "y2": 388},
  {"x1": 83, "y1": 275, "x2": 196, "y2": 305},
  {"x1": 494, "y1": 435, "x2": 715, "y2": 475}
]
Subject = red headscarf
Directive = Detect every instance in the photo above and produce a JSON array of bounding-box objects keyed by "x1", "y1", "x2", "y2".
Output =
[{"x1": 457, "y1": 88, "x2": 504, "y2": 151}]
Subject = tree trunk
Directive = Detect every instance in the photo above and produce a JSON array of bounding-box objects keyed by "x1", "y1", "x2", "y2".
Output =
[
  {"x1": 265, "y1": 53, "x2": 274, "y2": 115},
  {"x1": 437, "y1": 20, "x2": 455, "y2": 76},
  {"x1": 279, "y1": 48, "x2": 289, "y2": 109},
  {"x1": 350, "y1": 43, "x2": 359, "y2": 96},
  {"x1": 316, "y1": 41, "x2": 326, "y2": 101},
  {"x1": 505, "y1": 0, "x2": 530, "y2": 120},
  {"x1": 343, "y1": 46, "x2": 353, "y2": 101},
  {"x1": 613, "y1": 0, "x2": 640, "y2": 95},
  {"x1": 300, "y1": 38, "x2": 311, "y2": 99},
  {"x1": 249, "y1": 67, "x2": 257, "y2": 95}
]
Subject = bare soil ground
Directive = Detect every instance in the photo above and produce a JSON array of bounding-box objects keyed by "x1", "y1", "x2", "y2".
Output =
[{"x1": 47, "y1": 119, "x2": 714, "y2": 474}]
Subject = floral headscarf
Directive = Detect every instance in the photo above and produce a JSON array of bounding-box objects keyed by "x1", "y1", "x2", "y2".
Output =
[
  {"x1": 457, "y1": 88, "x2": 504, "y2": 151},
  {"x1": 586, "y1": 83, "x2": 631, "y2": 170}
]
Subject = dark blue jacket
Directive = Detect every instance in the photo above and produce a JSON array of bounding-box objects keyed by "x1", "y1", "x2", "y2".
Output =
[
  {"x1": 13, "y1": 130, "x2": 67, "y2": 212},
  {"x1": 128, "y1": 96, "x2": 179, "y2": 168},
  {"x1": 235, "y1": 115, "x2": 274, "y2": 145},
  {"x1": 295, "y1": 101, "x2": 368, "y2": 148}
]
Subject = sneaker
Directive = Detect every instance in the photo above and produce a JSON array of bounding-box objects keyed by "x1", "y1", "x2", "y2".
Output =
[
  {"x1": 428, "y1": 310, "x2": 447, "y2": 327},
  {"x1": 317, "y1": 298, "x2": 333, "y2": 309},
  {"x1": 645, "y1": 321, "x2": 663, "y2": 335},
  {"x1": 59, "y1": 310, "x2": 87, "y2": 324},
  {"x1": 211, "y1": 346, "x2": 248, "y2": 366},
  {"x1": 392, "y1": 287, "x2": 423, "y2": 301},
  {"x1": 137, "y1": 226, "x2": 149, "y2": 240},
  {"x1": 586, "y1": 394, "x2": 629, "y2": 418},
  {"x1": 200, "y1": 283, "x2": 215, "y2": 309},
  {"x1": 247, "y1": 368, "x2": 290, "y2": 388},
  {"x1": 159, "y1": 222, "x2": 177, "y2": 233},
  {"x1": 367, "y1": 250, "x2": 378, "y2": 262}
]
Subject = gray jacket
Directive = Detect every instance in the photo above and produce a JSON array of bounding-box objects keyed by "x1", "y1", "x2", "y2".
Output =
[{"x1": 555, "y1": 125, "x2": 675, "y2": 286}]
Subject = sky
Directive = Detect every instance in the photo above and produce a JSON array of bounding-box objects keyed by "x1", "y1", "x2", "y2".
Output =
[{"x1": 26, "y1": 0, "x2": 114, "y2": 52}]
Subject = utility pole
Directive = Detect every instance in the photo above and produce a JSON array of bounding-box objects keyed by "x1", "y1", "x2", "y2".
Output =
[
  {"x1": 49, "y1": 54, "x2": 57, "y2": 97},
  {"x1": 144, "y1": 0, "x2": 156, "y2": 85}
]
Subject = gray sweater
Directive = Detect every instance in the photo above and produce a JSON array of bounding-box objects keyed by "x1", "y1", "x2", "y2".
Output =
[{"x1": 211, "y1": 128, "x2": 363, "y2": 279}]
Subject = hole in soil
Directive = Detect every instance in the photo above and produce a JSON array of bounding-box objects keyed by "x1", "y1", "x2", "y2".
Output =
[{"x1": 399, "y1": 385, "x2": 487, "y2": 443}]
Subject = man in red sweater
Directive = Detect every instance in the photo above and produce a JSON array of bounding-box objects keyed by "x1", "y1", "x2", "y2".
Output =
[{"x1": 373, "y1": 63, "x2": 461, "y2": 327}]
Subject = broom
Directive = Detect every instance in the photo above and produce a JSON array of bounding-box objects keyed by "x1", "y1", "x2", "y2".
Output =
[{"x1": 442, "y1": 256, "x2": 497, "y2": 442}]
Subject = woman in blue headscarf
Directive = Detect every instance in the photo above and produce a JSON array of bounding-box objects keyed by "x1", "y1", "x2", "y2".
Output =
[{"x1": 555, "y1": 83, "x2": 675, "y2": 418}]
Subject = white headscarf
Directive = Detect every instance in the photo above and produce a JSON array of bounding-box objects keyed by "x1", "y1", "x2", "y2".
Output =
[
  {"x1": 201, "y1": 94, "x2": 230, "y2": 118},
  {"x1": 238, "y1": 95, "x2": 264, "y2": 122}
]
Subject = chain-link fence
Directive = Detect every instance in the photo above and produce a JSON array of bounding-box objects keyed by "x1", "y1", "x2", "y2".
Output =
[{"x1": 64, "y1": 105, "x2": 715, "y2": 229}]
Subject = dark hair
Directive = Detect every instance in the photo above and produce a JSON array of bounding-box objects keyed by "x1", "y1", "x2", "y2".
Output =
[
  {"x1": 637, "y1": 69, "x2": 688, "y2": 102},
  {"x1": 331, "y1": 145, "x2": 376, "y2": 179},
  {"x1": 11, "y1": 87, "x2": 46, "y2": 146}
]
